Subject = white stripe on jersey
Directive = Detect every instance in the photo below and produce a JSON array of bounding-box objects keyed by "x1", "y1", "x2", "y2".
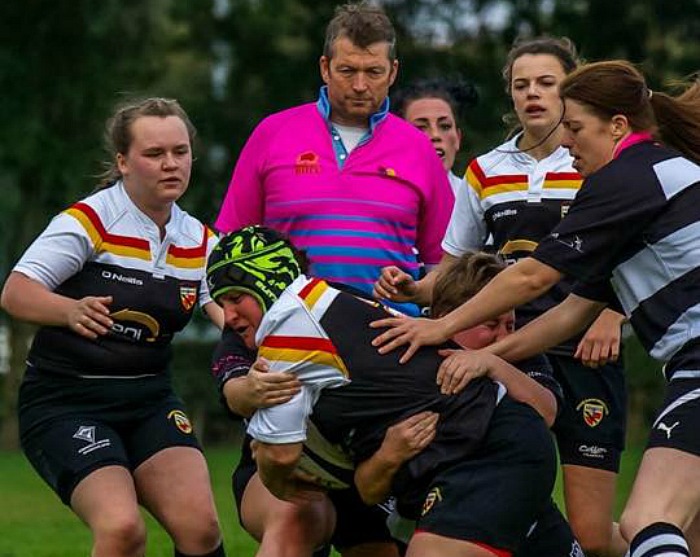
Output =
[
  {"x1": 612, "y1": 221, "x2": 700, "y2": 315},
  {"x1": 480, "y1": 187, "x2": 579, "y2": 211},
  {"x1": 654, "y1": 157, "x2": 700, "y2": 200},
  {"x1": 650, "y1": 303, "x2": 700, "y2": 361}
]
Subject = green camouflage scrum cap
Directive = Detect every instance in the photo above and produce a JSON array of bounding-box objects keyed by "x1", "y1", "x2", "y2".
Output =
[{"x1": 206, "y1": 225, "x2": 302, "y2": 311}]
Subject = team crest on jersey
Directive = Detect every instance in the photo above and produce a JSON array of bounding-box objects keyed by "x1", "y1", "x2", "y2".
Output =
[
  {"x1": 576, "y1": 398, "x2": 609, "y2": 427},
  {"x1": 421, "y1": 487, "x2": 443, "y2": 516},
  {"x1": 180, "y1": 285, "x2": 197, "y2": 311},
  {"x1": 295, "y1": 151, "x2": 321, "y2": 174},
  {"x1": 168, "y1": 410, "x2": 193, "y2": 434}
]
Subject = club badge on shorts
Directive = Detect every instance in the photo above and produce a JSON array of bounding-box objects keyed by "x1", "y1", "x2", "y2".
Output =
[
  {"x1": 168, "y1": 410, "x2": 193, "y2": 434},
  {"x1": 577, "y1": 398, "x2": 609, "y2": 427}
]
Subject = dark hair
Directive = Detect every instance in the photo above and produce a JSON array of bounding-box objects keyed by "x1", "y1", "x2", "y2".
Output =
[
  {"x1": 431, "y1": 252, "x2": 506, "y2": 318},
  {"x1": 560, "y1": 60, "x2": 700, "y2": 164},
  {"x1": 502, "y1": 36, "x2": 579, "y2": 93},
  {"x1": 392, "y1": 76, "x2": 479, "y2": 124},
  {"x1": 323, "y1": 2, "x2": 396, "y2": 61},
  {"x1": 98, "y1": 97, "x2": 196, "y2": 188}
]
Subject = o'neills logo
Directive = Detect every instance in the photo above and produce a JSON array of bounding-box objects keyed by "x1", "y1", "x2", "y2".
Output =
[
  {"x1": 295, "y1": 151, "x2": 320, "y2": 174},
  {"x1": 421, "y1": 486, "x2": 443, "y2": 516},
  {"x1": 576, "y1": 398, "x2": 609, "y2": 428},
  {"x1": 168, "y1": 410, "x2": 193, "y2": 434}
]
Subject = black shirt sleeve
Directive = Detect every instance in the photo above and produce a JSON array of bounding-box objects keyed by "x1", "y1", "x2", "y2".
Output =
[
  {"x1": 533, "y1": 148, "x2": 666, "y2": 282},
  {"x1": 515, "y1": 354, "x2": 564, "y2": 417},
  {"x1": 211, "y1": 326, "x2": 256, "y2": 392},
  {"x1": 572, "y1": 279, "x2": 624, "y2": 314}
]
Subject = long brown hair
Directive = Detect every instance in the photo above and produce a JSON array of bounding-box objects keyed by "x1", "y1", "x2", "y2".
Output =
[{"x1": 560, "y1": 60, "x2": 700, "y2": 163}]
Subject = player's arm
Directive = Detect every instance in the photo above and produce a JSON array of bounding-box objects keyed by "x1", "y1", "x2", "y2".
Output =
[
  {"x1": 374, "y1": 253, "x2": 456, "y2": 306},
  {"x1": 219, "y1": 356, "x2": 301, "y2": 418},
  {"x1": 2, "y1": 271, "x2": 113, "y2": 339},
  {"x1": 354, "y1": 411, "x2": 438, "y2": 505},
  {"x1": 436, "y1": 349, "x2": 558, "y2": 427},
  {"x1": 254, "y1": 440, "x2": 306, "y2": 500},
  {"x1": 203, "y1": 301, "x2": 224, "y2": 330},
  {"x1": 486, "y1": 293, "x2": 605, "y2": 363},
  {"x1": 575, "y1": 308, "x2": 626, "y2": 368},
  {"x1": 371, "y1": 257, "x2": 562, "y2": 363}
]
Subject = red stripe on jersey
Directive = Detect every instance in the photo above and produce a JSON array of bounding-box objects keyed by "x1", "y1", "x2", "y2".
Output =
[
  {"x1": 168, "y1": 226, "x2": 208, "y2": 258},
  {"x1": 546, "y1": 171, "x2": 581, "y2": 181},
  {"x1": 469, "y1": 160, "x2": 526, "y2": 189},
  {"x1": 71, "y1": 202, "x2": 150, "y2": 250},
  {"x1": 299, "y1": 277, "x2": 323, "y2": 299},
  {"x1": 262, "y1": 335, "x2": 338, "y2": 354}
]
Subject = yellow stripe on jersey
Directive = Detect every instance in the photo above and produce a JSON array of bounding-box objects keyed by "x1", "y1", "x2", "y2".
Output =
[
  {"x1": 165, "y1": 253, "x2": 206, "y2": 269},
  {"x1": 499, "y1": 239, "x2": 539, "y2": 255},
  {"x1": 259, "y1": 346, "x2": 349, "y2": 378},
  {"x1": 301, "y1": 280, "x2": 328, "y2": 310}
]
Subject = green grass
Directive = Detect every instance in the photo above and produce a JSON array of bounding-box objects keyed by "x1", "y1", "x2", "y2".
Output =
[{"x1": 0, "y1": 443, "x2": 645, "y2": 556}]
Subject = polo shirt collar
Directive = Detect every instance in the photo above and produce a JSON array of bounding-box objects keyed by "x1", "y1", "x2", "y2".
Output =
[{"x1": 316, "y1": 86, "x2": 390, "y2": 135}]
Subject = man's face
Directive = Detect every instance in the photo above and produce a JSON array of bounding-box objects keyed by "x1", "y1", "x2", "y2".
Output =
[{"x1": 320, "y1": 36, "x2": 398, "y2": 127}]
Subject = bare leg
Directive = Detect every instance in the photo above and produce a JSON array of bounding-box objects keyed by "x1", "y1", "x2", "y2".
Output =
[
  {"x1": 620, "y1": 448, "x2": 700, "y2": 541},
  {"x1": 241, "y1": 472, "x2": 336, "y2": 557},
  {"x1": 71, "y1": 465, "x2": 146, "y2": 557},
  {"x1": 406, "y1": 532, "x2": 499, "y2": 557},
  {"x1": 562, "y1": 464, "x2": 626, "y2": 556},
  {"x1": 134, "y1": 447, "x2": 222, "y2": 555}
]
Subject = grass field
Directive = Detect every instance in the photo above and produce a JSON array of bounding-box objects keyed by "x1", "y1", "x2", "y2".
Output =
[{"x1": 0, "y1": 443, "x2": 645, "y2": 556}]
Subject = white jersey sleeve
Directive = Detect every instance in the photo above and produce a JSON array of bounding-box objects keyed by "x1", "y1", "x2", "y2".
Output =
[
  {"x1": 441, "y1": 177, "x2": 487, "y2": 256},
  {"x1": 246, "y1": 277, "x2": 350, "y2": 444},
  {"x1": 247, "y1": 384, "x2": 319, "y2": 443},
  {"x1": 13, "y1": 212, "x2": 94, "y2": 290}
]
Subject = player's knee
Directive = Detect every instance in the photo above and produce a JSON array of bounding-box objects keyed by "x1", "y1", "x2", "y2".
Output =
[
  {"x1": 174, "y1": 509, "x2": 223, "y2": 553},
  {"x1": 93, "y1": 513, "x2": 147, "y2": 557},
  {"x1": 262, "y1": 506, "x2": 332, "y2": 554}
]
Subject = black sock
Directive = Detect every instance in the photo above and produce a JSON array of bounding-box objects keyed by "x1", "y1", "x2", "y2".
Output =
[
  {"x1": 174, "y1": 542, "x2": 225, "y2": 557},
  {"x1": 628, "y1": 522, "x2": 689, "y2": 557}
]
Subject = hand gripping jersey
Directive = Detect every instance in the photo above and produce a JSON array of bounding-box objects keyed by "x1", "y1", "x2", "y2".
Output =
[
  {"x1": 247, "y1": 275, "x2": 501, "y2": 500},
  {"x1": 442, "y1": 136, "x2": 583, "y2": 353},
  {"x1": 15, "y1": 182, "x2": 218, "y2": 377},
  {"x1": 535, "y1": 141, "x2": 700, "y2": 382}
]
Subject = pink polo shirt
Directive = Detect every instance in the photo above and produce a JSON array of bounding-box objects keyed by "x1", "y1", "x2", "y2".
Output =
[{"x1": 215, "y1": 102, "x2": 453, "y2": 315}]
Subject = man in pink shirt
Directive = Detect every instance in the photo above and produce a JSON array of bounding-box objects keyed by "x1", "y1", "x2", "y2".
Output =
[{"x1": 215, "y1": 3, "x2": 453, "y2": 316}]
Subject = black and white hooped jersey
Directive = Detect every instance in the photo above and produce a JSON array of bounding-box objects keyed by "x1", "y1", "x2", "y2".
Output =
[
  {"x1": 442, "y1": 136, "x2": 583, "y2": 353},
  {"x1": 246, "y1": 275, "x2": 501, "y2": 497},
  {"x1": 534, "y1": 141, "x2": 700, "y2": 382},
  {"x1": 14, "y1": 182, "x2": 217, "y2": 377}
]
